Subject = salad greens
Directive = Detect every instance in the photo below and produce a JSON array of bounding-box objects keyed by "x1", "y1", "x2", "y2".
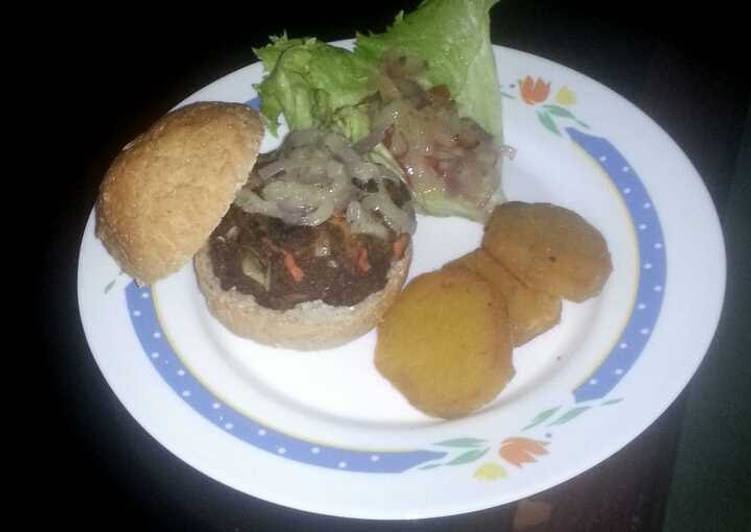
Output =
[
  {"x1": 355, "y1": 0, "x2": 501, "y2": 140},
  {"x1": 253, "y1": 0, "x2": 504, "y2": 220},
  {"x1": 254, "y1": 0, "x2": 501, "y2": 141},
  {"x1": 254, "y1": 36, "x2": 375, "y2": 138}
]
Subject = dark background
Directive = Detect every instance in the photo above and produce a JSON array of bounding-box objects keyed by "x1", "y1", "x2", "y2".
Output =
[{"x1": 36, "y1": 1, "x2": 748, "y2": 530}]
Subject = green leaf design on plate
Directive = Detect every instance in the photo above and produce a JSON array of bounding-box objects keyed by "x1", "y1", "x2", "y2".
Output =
[
  {"x1": 575, "y1": 119, "x2": 590, "y2": 129},
  {"x1": 104, "y1": 279, "x2": 116, "y2": 294},
  {"x1": 447, "y1": 447, "x2": 489, "y2": 465},
  {"x1": 537, "y1": 110, "x2": 561, "y2": 135},
  {"x1": 434, "y1": 438, "x2": 487, "y2": 448},
  {"x1": 601, "y1": 398, "x2": 623, "y2": 406},
  {"x1": 523, "y1": 406, "x2": 561, "y2": 431},
  {"x1": 543, "y1": 104, "x2": 577, "y2": 119},
  {"x1": 548, "y1": 406, "x2": 591, "y2": 426},
  {"x1": 500, "y1": 90, "x2": 516, "y2": 99},
  {"x1": 418, "y1": 463, "x2": 443, "y2": 470}
]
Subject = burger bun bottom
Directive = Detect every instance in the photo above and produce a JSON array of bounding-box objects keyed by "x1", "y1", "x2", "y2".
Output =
[{"x1": 193, "y1": 245, "x2": 412, "y2": 351}]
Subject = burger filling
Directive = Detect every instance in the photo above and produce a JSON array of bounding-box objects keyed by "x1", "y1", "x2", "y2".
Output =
[
  {"x1": 355, "y1": 53, "x2": 503, "y2": 221},
  {"x1": 208, "y1": 129, "x2": 415, "y2": 310}
]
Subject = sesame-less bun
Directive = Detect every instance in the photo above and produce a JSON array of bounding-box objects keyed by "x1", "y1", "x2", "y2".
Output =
[
  {"x1": 96, "y1": 102, "x2": 264, "y2": 284},
  {"x1": 193, "y1": 244, "x2": 412, "y2": 350}
]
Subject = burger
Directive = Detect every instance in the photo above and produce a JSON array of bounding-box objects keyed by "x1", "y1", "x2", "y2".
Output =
[{"x1": 96, "y1": 102, "x2": 415, "y2": 350}]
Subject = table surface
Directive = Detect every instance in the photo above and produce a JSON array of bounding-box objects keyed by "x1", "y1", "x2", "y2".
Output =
[{"x1": 37, "y1": 1, "x2": 749, "y2": 530}]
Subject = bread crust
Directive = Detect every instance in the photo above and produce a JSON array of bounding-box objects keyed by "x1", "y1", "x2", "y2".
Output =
[
  {"x1": 193, "y1": 244, "x2": 412, "y2": 350},
  {"x1": 96, "y1": 102, "x2": 264, "y2": 284}
]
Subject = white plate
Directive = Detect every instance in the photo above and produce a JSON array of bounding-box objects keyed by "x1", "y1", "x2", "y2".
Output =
[{"x1": 77, "y1": 44, "x2": 725, "y2": 519}]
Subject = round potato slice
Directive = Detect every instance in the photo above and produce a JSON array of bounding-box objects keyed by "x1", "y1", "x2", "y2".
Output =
[
  {"x1": 375, "y1": 268, "x2": 514, "y2": 419},
  {"x1": 444, "y1": 249, "x2": 562, "y2": 346},
  {"x1": 482, "y1": 202, "x2": 612, "y2": 302}
]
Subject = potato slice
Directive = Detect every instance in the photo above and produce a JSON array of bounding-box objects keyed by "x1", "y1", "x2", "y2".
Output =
[
  {"x1": 445, "y1": 249, "x2": 561, "y2": 346},
  {"x1": 375, "y1": 268, "x2": 514, "y2": 419},
  {"x1": 482, "y1": 202, "x2": 612, "y2": 302}
]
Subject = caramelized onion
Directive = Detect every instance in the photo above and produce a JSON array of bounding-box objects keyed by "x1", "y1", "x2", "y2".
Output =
[
  {"x1": 234, "y1": 129, "x2": 415, "y2": 237},
  {"x1": 324, "y1": 133, "x2": 361, "y2": 165},
  {"x1": 257, "y1": 160, "x2": 287, "y2": 181},
  {"x1": 298, "y1": 196, "x2": 335, "y2": 226},
  {"x1": 362, "y1": 185, "x2": 416, "y2": 236},
  {"x1": 285, "y1": 129, "x2": 324, "y2": 148},
  {"x1": 353, "y1": 124, "x2": 388, "y2": 154},
  {"x1": 370, "y1": 55, "x2": 502, "y2": 220},
  {"x1": 346, "y1": 200, "x2": 390, "y2": 239},
  {"x1": 261, "y1": 181, "x2": 328, "y2": 206},
  {"x1": 235, "y1": 188, "x2": 282, "y2": 217}
]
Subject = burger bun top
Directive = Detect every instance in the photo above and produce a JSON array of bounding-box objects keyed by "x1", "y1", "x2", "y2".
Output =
[{"x1": 95, "y1": 101, "x2": 264, "y2": 284}]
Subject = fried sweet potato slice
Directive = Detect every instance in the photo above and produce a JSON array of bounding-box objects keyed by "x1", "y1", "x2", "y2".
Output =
[
  {"x1": 445, "y1": 249, "x2": 561, "y2": 346},
  {"x1": 482, "y1": 202, "x2": 612, "y2": 302},
  {"x1": 375, "y1": 268, "x2": 514, "y2": 419}
]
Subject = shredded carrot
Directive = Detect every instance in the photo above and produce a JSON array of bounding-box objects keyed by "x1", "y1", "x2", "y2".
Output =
[
  {"x1": 282, "y1": 250, "x2": 305, "y2": 282},
  {"x1": 262, "y1": 237, "x2": 304, "y2": 282},
  {"x1": 392, "y1": 234, "x2": 409, "y2": 260},
  {"x1": 329, "y1": 214, "x2": 349, "y2": 233},
  {"x1": 355, "y1": 246, "x2": 371, "y2": 274}
]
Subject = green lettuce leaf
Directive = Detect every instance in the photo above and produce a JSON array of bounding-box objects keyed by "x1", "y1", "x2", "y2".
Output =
[
  {"x1": 355, "y1": 0, "x2": 502, "y2": 141},
  {"x1": 252, "y1": 1, "x2": 505, "y2": 221},
  {"x1": 253, "y1": 35, "x2": 375, "y2": 137},
  {"x1": 254, "y1": 0, "x2": 502, "y2": 142}
]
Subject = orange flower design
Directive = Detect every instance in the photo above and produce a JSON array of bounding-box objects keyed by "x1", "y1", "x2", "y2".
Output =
[
  {"x1": 519, "y1": 76, "x2": 551, "y2": 105},
  {"x1": 499, "y1": 437, "x2": 549, "y2": 467}
]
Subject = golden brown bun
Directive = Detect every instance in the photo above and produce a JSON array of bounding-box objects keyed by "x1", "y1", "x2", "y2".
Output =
[
  {"x1": 193, "y1": 244, "x2": 412, "y2": 350},
  {"x1": 96, "y1": 102, "x2": 264, "y2": 284}
]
